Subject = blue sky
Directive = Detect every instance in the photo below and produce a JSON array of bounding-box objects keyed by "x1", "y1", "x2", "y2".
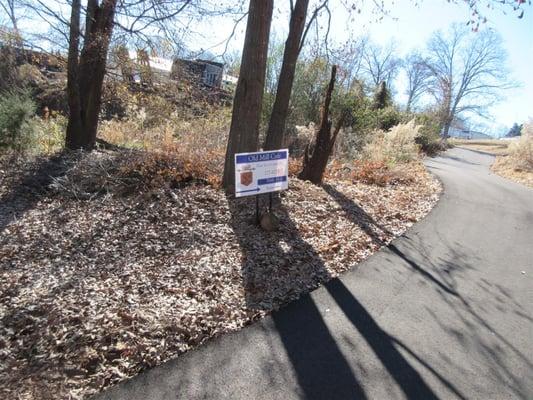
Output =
[
  {"x1": 201, "y1": 0, "x2": 532, "y2": 136},
  {"x1": 347, "y1": 0, "x2": 533, "y2": 135}
]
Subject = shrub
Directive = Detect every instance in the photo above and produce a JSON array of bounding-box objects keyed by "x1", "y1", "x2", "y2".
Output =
[
  {"x1": 101, "y1": 80, "x2": 132, "y2": 120},
  {"x1": 372, "y1": 82, "x2": 392, "y2": 110},
  {"x1": 522, "y1": 119, "x2": 533, "y2": 137},
  {"x1": 30, "y1": 114, "x2": 67, "y2": 153},
  {"x1": 415, "y1": 112, "x2": 444, "y2": 156},
  {"x1": 0, "y1": 89, "x2": 37, "y2": 151},
  {"x1": 139, "y1": 93, "x2": 177, "y2": 128},
  {"x1": 325, "y1": 159, "x2": 417, "y2": 186},
  {"x1": 363, "y1": 120, "x2": 421, "y2": 165},
  {"x1": 49, "y1": 147, "x2": 225, "y2": 199},
  {"x1": 351, "y1": 160, "x2": 417, "y2": 186},
  {"x1": 507, "y1": 132, "x2": 533, "y2": 171},
  {"x1": 350, "y1": 160, "x2": 392, "y2": 185},
  {"x1": 375, "y1": 106, "x2": 404, "y2": 131}
]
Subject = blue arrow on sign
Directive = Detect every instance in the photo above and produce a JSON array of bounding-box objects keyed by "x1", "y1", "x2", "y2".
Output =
[{"x1": 236, "y1": 187, "x2": 260, "y2": 194}]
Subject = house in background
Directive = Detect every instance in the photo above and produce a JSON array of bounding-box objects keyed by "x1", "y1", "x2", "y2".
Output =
[
  {"x1": 171, "y1": 59, "x2": 224, "y2": 88},
  {"x1": 447, "y1": 127, "x2": 493, "y2": 140},
  {"x1": 447, "y1": 118, "x2": 493, "y2": 140}
]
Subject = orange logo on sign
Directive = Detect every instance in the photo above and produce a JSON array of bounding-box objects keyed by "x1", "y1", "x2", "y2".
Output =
[{"x1": 240, "y1": 171, "x2": 253, "y2": 186}]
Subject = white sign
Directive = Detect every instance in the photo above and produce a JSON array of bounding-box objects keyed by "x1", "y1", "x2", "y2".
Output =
[{"x1": 234, "y1": 149, "x2": 289, "y2": 197}]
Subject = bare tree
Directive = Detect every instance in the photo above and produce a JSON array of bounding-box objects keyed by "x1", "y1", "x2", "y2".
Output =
[
  {"x1": 222, "y1": 0, "x2": 274, "y2": 190},
  {"x1": 65, "y1": 0, "x2": 118, "y2": 149},
  {"x1": 299, "y1": 65, "x2": 348, "y2": 184},
  {"x1": 21, "y1": 0, "x2": 209, "y2": 149},
  {"x1": 361, "y1": 41, "x2": 401, "y2": 89},
  {"x1": 424, "y1": 24, "x2": 512, "y2": 139},
  {"x1": 331, "y1": 35, "x2": 368, "y2": 90},
  {"x1": 0, "y1": 0, "x2": 24, "y2": 46},
  {"x1": 0, "y1": 0, "x2": 20, "y2": 33},
  {"x1": 403, "y1": 51, "x2": 431, "y2": 112}
]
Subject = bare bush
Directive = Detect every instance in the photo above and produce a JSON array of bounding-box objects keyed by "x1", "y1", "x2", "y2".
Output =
[
  {"x1": 363, "y1": 119, "x2": 421, "y2": 165},
  {"x1": 507, "y1": 122, "x2": 533, "y2": 171}
]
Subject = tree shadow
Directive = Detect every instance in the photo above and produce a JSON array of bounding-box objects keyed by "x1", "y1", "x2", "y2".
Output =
[
  {"x1": 227, "y1": 195, "x2": 367, "y2": 399},
  {"x1": 325, "y1": 279, "x2": 451, "y2": 400},
  {"x1": 0, "y1": 151, "x2": 73, "y2": 234},
  {"x1": 439, "y1": 154, "x2": 481, "y2": 166},
  {"x1": 322, "y1": 184, "x2": 391, "y2": 246},
  {"x1": 322, "y1": 184, "x2": 533, "y2": 398},
  {"x1": 323, "y1": 183, "x2": 462, "y2": 298},
  {"x1": 228, "y1": 192, "x2": 443, "y2": 399}
]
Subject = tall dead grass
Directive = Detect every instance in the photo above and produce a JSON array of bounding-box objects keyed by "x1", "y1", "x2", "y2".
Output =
[
  {"x1": 97, "y1": 104, "x2": 231, "y2": 188},
  {"x1": 507, "y1": 129, "x2": 533, "y2": 171},
  {"x1": 363, "y1": 119, "x2": 421, "y2": 165}
]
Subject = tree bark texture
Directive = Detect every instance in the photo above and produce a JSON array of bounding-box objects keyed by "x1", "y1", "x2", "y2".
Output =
[
  {"x1": 65, "y1": 0, "x2": 117, "y2": 150},
  {"x1": 222, "y1": 0, "x2": 274, "y2": 190},
  {"x1": 263, "y1": 0, "x2": 309, "y2": 151},
  {"x1": 299, "y1": 65, "x2": 345, "y2": 185}
]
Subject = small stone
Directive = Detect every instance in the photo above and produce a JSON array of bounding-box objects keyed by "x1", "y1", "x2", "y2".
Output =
[{"x1": 260, "y1": 212, "x2": 280, "y2": 232}]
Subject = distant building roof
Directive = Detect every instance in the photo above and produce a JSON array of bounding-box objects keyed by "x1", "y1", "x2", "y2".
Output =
[{"x1": 195, "y1": 59, "x2": 224, "y2": 69}]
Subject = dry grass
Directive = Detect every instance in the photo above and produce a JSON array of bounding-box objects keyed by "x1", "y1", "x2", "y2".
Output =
[
  {"x1": 363, "y1": 120, "x2": 421, "y2": 165},
  {"x1": 98, "y1": 106, "x2": 231, "y2": 153},
  {"x1": 451, "y1": 138, "x2": 511, "y2": 156},
  {"x1": 95, "y1": 105, "x2": 231, "y2": 190},
  {"x1": 491, "y1": 133, "x2": 533, "y2": 188},
  {"x1": 492, "y1": 155, "x2": 533, "y2": 188}
]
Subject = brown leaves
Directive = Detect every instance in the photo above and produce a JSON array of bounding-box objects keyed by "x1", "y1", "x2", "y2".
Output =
[{"x1": 0, "y1": 153, "x2": 441, "y2": 399}]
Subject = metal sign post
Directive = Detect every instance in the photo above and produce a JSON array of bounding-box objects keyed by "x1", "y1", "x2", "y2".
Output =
[{"x1": 255, "y1": 194, "x2": 260, "y2": 225}]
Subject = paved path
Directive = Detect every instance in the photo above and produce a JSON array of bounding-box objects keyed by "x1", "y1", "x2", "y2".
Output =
[{"x1": 96, "y1": 148, "x2": 533, "y2": 400}]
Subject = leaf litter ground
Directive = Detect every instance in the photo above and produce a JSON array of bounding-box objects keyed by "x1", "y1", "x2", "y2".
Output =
[{"x1": 0, "y1": 151, "x2": 441, "y2": 399}]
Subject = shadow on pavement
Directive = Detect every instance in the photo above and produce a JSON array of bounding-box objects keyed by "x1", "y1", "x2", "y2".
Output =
[
  {"x1": 228, "y1": 189, "x2": 442, "y2": 399},
  {"x1": 325, "y1": 279, "x2": 443, "y2": 400},
  {"x1": 228, "y1": 196, "x2": 367, "y2": 399},
  {"x1": 323, "y1": 183, "x2": 533, "y2": 399}
]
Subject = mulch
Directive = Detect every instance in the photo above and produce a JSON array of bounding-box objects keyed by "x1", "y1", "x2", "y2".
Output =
[{"x1": 0, "y1": 151, "x2": 441, "y2": 399}]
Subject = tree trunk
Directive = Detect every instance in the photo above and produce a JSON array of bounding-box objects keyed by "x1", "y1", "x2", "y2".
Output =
[
  {"x1": 65, "y1": 0, "x2": 117, "y2": 150},
  {"x1": 263, "y1": 0, "x2": 309, "y2": 151},
  {"x1": 405, "y1": 95, "x2": 413, "y2": 113},
  {"x1": 441, "y1": 120, "x2": 451, "y2": 141},
  {"x1": 299, "y1": 65, "x2": 345, "y2": 185},
  {"x1": 222, "y1": 0, "x2": 274, "y2": 191},
  {"x1": 440, "y1": 105, "x2": 454, "y2": 142},
  {"x1": 65, "y1": 0, "x2": 83, "y2": 149}
]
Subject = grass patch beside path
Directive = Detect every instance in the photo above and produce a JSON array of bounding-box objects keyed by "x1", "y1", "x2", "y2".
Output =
[
  {"x1": 491, "y1": 156, "x2": 533, "y2": 188},
  {"x1": 451, "y1": 139, "x2": 511, "y2": 156}
]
